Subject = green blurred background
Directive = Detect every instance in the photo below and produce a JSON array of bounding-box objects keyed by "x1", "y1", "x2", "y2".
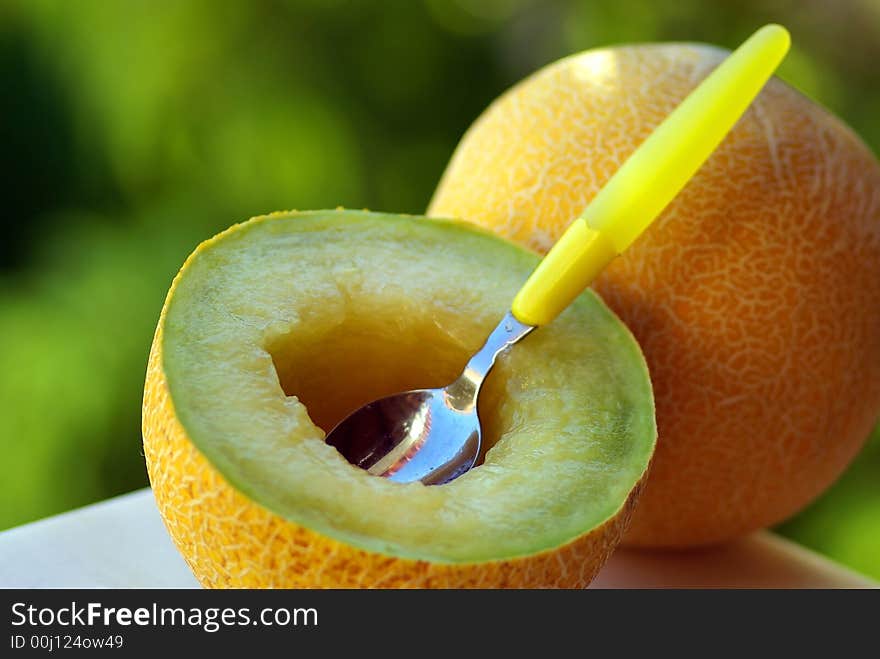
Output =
[{"x1": 1, "y1": 0, "x2": 878, "y2": 578}]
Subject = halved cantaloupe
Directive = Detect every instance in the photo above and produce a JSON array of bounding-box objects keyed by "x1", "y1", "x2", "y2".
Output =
[{"x1": 143, "y1": 210, "x2": 655, "y2": 588}]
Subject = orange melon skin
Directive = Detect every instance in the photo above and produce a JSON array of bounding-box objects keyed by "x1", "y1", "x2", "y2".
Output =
[
  {"x1": 428, "y1": 44, "x2": 880, "y2": 547},
  {"x1": 142, "y1": 260, "x2": 646, "y2": 589}
]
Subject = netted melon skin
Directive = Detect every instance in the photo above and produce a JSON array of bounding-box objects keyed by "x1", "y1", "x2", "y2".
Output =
[
  {"x1": 428, "y1": 45, "x2": 880, "y2": 548},
  {"x1": 144, "y1": 330, "x2": 646, "y2": 589}
]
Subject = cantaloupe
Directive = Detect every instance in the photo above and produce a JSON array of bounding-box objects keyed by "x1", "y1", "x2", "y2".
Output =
[
  {"x1": 143, "y1": 210, "x2": 656, "y2": 587},
  {"x1": 429, "y1": 43, "x2": 880, "y2": 546}
]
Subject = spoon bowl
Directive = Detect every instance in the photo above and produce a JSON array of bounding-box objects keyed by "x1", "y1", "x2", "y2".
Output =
[
  {"x1": 324, "y1": 389, "x2": 479, "y2": 485},
  {"x1": 326, "y1": 312, "x2": 534, "y2": 484}
]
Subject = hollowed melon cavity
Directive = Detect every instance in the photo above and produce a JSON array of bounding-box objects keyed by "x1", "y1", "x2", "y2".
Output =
[
  {"x1": 267, "y1": 312, "x2": 507, "y2": 465},
  {"x1": 161, "y1": 210, "x2": 655, "y2": 563}
]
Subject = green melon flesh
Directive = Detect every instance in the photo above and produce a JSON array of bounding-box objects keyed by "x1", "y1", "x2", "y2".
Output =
[{"x1": 161, "y1": 210, "x2": 655, "y2": 563}]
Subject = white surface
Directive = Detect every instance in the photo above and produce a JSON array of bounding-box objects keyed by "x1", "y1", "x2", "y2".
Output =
[
  {"x1": 0, "y1": 488, "x2": 874, "y2": 589},
  {"x1": 0, "y1": 490, "x2": 198, "y2": 588}
]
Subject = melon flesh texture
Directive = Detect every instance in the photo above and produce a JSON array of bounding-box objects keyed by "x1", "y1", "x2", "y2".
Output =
[{"x1": 160, "y1": 210, "x2": 654, "y2": 563}]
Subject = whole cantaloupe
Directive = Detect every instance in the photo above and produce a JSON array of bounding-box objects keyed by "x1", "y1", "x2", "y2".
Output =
[{"x1": 429, "y1": 43, "x2": 880, "y2": 547}]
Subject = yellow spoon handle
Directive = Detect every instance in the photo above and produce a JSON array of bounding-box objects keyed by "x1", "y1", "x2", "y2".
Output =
[{"x1": 511, "y1": 24, "x2": 790, "y2": 327}]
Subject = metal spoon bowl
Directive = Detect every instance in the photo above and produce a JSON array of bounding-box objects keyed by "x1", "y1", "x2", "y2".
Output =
[{"x1": 325, "y1": 312, "x2": 533, "y2": 485}]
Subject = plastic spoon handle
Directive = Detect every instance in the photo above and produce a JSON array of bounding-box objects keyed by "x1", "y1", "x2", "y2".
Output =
[{"x1": 511, "y1": 24, "x2": 790, "y2": 327}]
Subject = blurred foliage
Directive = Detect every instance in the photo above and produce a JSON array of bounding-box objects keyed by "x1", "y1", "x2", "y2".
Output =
[{"x1": 1, "y1": 0, "x2": 878, "y2": 578}]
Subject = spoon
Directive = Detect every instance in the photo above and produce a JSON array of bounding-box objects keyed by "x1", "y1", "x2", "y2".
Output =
[{"x1": 326, "y1": 24, "x2": 791, "y2": 485}]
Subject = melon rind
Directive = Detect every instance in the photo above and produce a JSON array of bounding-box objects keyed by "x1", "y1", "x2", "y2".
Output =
[{"x1": 144, "y1": 210, "x2": 655, "y2": 587}]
